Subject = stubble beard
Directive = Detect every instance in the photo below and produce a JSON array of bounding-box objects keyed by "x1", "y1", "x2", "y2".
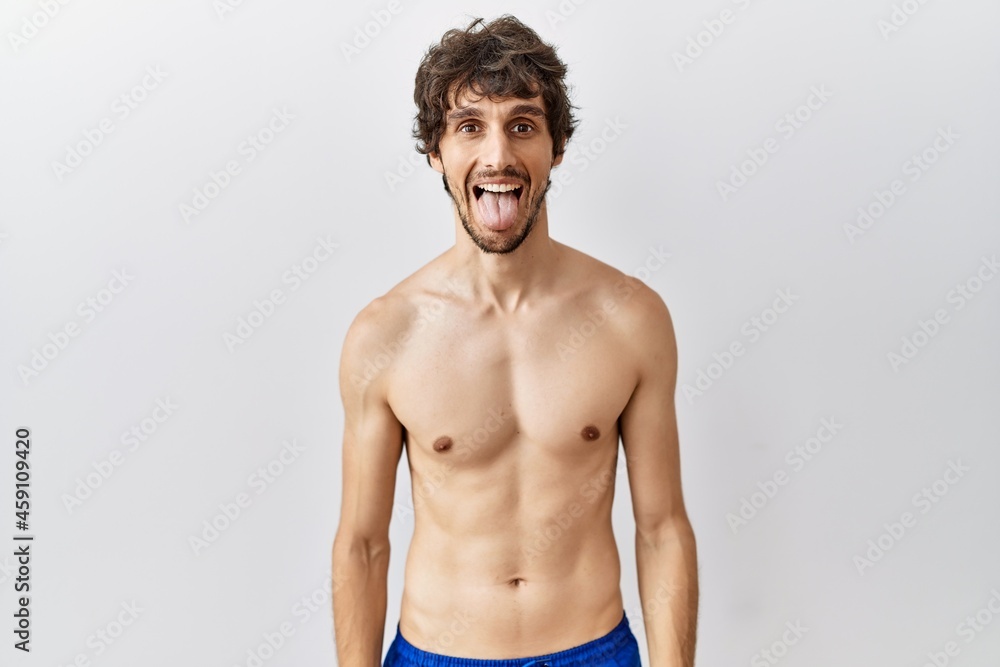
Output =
[{"x1": 443, "y1": 171, "x2": 552, "y2": 255}]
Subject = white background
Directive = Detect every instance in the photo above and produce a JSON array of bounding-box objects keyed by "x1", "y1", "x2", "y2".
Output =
[{"x1": 2, "y1": 0, "x2": 999, "y2": 665}]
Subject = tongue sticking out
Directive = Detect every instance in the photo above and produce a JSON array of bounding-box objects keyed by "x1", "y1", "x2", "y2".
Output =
[{"x1": 476, "y1": 190, "x2": 519, "y2": 231}]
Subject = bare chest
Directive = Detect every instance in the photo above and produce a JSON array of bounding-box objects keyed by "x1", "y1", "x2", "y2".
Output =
[{"x1": 386, "y1": 303, "x2": 638, "y2": 468}]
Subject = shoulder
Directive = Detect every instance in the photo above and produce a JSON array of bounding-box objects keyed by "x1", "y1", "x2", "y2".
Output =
[
  {"x1": 562, "y1": 244, "x2": 674, "y2": 339},
  {"x1": 561, "y1": 244, "x2": 677, "y2": 371},
  {"x1": 338, "y1": 274, "x2": 428, "y2": 399},
  {"x1": 339, "y1": 295, "x2": 401, "y2": 400},
  {"x1": 339, "y1": 257, "x2": 456, "y2": 397}
]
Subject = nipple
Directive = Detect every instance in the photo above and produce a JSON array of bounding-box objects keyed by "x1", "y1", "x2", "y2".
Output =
[
  {"x1": 432, "y1": 436, "x2": 453, "y2": 452},
  {"x1": 581, "y1": 424, "x2": 600, "y2": 441}
]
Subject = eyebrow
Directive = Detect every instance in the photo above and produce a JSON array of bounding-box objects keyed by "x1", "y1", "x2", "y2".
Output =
[{"x1": 446, "y1": 103, "x2": 546, "y2": 124}]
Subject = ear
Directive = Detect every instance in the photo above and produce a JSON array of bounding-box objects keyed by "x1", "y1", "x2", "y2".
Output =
[
  {"x1": 429, "y1": 150, "x2": 444, "y2": 175},
  {"x1": 552, "y1": 138, "x2": 566, "y2": 167}
]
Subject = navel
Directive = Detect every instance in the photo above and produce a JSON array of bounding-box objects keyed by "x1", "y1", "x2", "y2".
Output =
[
  {"x1": 432, "y1": 436, "x2": 453, "y2": 452},
  {"x1": 581, "y1": 424, "x2": 601, "y2": 441},
  {"x1": 507, "y1": 577, "x2": 525, "y2": 587}
]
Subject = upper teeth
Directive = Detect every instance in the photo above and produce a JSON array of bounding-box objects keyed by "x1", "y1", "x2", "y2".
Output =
[{"x1": 479, "y1": 183, "x2": 520, "y2": 193}]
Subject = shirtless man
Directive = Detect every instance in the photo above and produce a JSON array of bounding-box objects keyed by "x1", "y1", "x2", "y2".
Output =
[{"x1": 332, "y1": 15, "x2": 698, "y2": 667}]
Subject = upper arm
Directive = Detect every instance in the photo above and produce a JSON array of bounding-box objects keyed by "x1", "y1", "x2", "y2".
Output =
[
  {"x1": 335, "y1": 298, "x2": 405, "y2": 550},
  {"x1": 617, "y1": 283, "x2": 691, "y2": 539}
]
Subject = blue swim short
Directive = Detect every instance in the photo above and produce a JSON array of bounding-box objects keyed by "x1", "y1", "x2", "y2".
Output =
[{"x1": 383, "y1": 611, "x2": 641, "y2": 667}]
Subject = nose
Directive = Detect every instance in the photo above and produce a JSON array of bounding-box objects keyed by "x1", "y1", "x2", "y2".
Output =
[{"x1": 480, "y1": 126, "x2": 517, "y2": 171}]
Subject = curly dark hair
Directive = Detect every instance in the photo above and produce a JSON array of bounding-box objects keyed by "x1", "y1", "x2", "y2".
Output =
[{"x1": 412, "y1": 15, "x2": 579, "y2": 164}]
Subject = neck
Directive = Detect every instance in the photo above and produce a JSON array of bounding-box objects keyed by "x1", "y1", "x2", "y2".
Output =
[{"x1": 447, "y1": 203, "x2": 561, "y2": 314}]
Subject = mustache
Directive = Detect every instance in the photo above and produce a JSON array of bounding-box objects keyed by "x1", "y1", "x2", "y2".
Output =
[{"x1": 466, "y1": 167, "x2": 530, "y2": 187}]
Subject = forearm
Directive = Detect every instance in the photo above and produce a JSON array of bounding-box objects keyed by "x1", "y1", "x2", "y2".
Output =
[
  {"x1": 636, "y1": 519, "x2": 699, "y2": 667},
  {"x1": 332, "y1": 536, "x2": 391, "y2": 667}
]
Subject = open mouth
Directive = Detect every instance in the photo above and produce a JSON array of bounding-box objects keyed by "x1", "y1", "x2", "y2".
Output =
[{"x1": 471, "y1": 184, "x2": 524, "y2": 231}]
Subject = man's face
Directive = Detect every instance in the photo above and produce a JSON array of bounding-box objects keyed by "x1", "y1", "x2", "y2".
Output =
[{"x1": 429, "y1": 87, "x2": 564, "y2": 255}]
